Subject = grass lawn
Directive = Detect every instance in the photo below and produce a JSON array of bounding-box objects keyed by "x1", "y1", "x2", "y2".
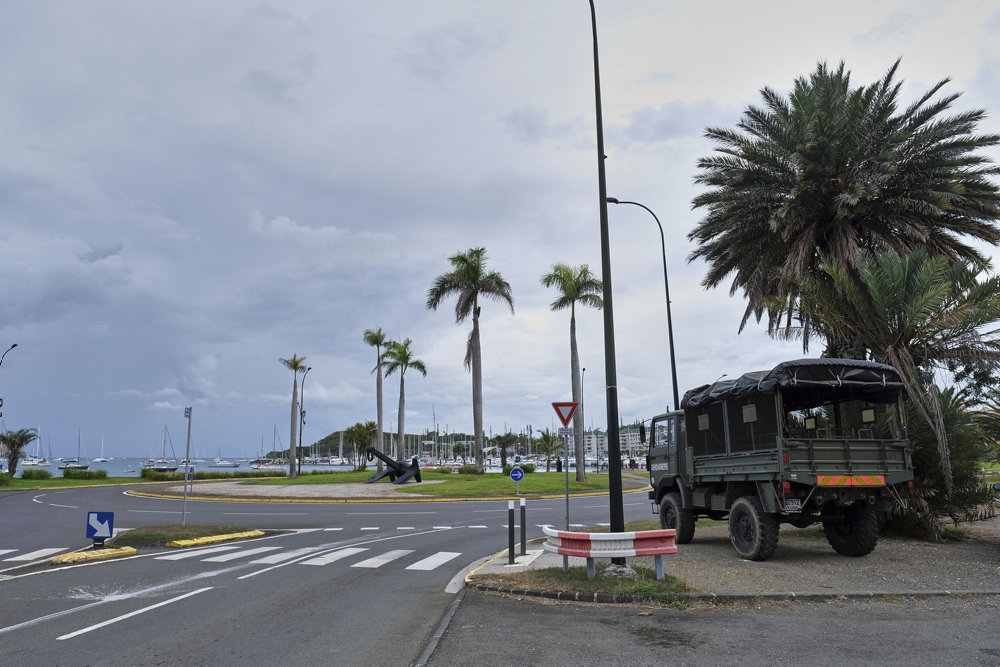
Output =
[
  {"x1": 244, "y1": 469, "x2": 616, "y2": 496},
  {"x1": 106, "y1": 525, "x2": 252, "y2": 548}
]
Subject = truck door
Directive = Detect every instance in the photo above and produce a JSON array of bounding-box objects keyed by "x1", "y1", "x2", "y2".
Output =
[{"x1": 649, "y1": 412, "x2": 684, "y2": 485}]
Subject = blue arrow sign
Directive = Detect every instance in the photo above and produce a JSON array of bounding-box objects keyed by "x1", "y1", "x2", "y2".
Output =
[
  {"x1": 510, "y1": 466, "x2": 524, "y2": 483},
  {"x1": 87, "y1": 511, "x2": 114, "y2": 540}
]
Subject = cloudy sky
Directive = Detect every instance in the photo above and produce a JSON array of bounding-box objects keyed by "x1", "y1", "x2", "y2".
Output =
[{"x1": 2, "y1": 1, "x2": 999, "y2": 459}]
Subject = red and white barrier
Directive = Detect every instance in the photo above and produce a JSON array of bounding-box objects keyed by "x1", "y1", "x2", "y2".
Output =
[{"x1": 542, "y1": 526, "x2": 677, "y2": 580}]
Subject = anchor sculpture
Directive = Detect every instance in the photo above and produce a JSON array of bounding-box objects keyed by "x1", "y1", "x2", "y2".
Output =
[{"x1": 364, "y1": 446, "x2": 422, "y2": 485}]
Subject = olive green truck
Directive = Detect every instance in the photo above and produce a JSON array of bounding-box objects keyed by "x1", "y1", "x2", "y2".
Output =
[{"x1": 644, "y1": 358, "x2": 913, "y2": 561}]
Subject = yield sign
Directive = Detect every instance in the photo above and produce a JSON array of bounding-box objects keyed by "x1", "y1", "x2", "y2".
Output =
[{"x1": 552, "y1": 402, "x2": 579, "y2": 428}]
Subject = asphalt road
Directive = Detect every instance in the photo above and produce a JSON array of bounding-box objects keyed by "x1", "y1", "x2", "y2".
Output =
[{"x1": 0, "y1": 482, "x2": 652, "y2": 665}]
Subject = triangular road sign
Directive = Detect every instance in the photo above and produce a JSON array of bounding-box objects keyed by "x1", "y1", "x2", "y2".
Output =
[{"x1": 552, "y1": 402, "x2": 579, "y2": 428}]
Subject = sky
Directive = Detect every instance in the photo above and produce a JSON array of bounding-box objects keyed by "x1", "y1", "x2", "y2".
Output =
[{"x1": 2, "y1": 1, "x2": 1000, "y2": 460}]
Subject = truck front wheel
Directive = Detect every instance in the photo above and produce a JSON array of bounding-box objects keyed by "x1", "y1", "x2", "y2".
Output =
[
  {"x1": 728, "y1": 495, "x2": 779, "y2": 561},
  {"x1": 659, "y1": 492, "x2": 695, "y2": 544},
  {"x1": 822, "y1": 501, "x2": 880, "y2": 557}
]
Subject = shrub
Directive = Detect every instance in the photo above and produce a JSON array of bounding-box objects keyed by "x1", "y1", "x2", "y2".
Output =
[
  {"x1": 435, "y1": 466, "x2": 454, "y2": 474},
  {"x1": 458, "y1": 465, "x2": 479, "y2": 475},
  {"x1": 62, "y1": 468, "x2": 108, "y2": 479},
  {"x1": 502, "y1": 463, "x2": 535, "y2": 475},
  {"x1": 20, "y1": 469, "x2": 53, "y2": 480},
  {"x1": 0, "y1": 473, "x2": 10, "y2": 486}
]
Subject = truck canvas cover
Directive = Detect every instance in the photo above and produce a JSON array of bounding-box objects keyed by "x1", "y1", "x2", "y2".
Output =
[{"x1": 680, "y1": 358, "x2": 904, "y2": 411}]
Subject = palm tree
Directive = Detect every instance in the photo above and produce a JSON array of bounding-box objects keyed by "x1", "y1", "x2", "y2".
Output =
[
  {"x1": 363, "y1": 328, "x2": 388, "y2": 469},
  {"x1": 688, "y1": 59, "x2": 1000, "y2": 341},
  {"x1": 383, "y1": 338, "x2": 427, "y2": 461},
  {"x1": 0, "y1": 428, "x2": 39, "y2": 477},
  {"x1": 427, "y1": 247, "x2": 514, "y2": 473},
  {"x1": 533, "y1": 428, "x2": 563, "y2": 473},
  {"x1": 788, "y1": 247, "x2": 1000, "y2": 493},
  {"x1": 541, "y1": 262, "x2": 603, "y2": 481},
  {"x1": 279, "y1": 354, "x2": 308, "y2": 478}
]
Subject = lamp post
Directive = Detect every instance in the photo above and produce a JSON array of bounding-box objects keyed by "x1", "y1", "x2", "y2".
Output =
[
  {"x1": 0, "y1": 343, "x2": 17, "y2": 419},
  {"x1": 606, "y1": 197, "x2": 680, "y2": 411},
  {"x1": 0, "y1": 343, "x2": 18, "y2": 367},
  {"x1": 588, "y1": 0, "x2": 626, "y2": 550},
  {"x1": 298, "y1": 366, "x2": 311, "y2": 475}
]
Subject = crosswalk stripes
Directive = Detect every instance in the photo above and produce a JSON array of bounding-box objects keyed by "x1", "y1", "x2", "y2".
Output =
[
  {"x1": 250, "y1": 547, "x2": 320, "y2": 564},
  {"x1": 351, "y1": 549, "x2": 413, "y2": 569},
  {"x1": 300, "y1": 547, "x2": 368, "y2": 566},
  {"x1": 0, "y1": 549, "x2": 18, "y2": 557},
  {"x1": 405, "y1": 551, "x2": 461, "y2": 571},
  {"x1": 156, "y1": 546, "x2": 241, "y2": 560},
  {"x1": 201, "y1": 546, "x2": 281, "y2": 562},
  {"x1": 4, "y1": 548, "x2": 68, "y2": 561}
]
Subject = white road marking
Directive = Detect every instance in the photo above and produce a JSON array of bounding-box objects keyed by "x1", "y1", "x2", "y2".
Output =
[
  {"x1": 250, "y1": 547, "x2": 318, "y2": 564},
  {"x1": 468, "y1": 525, "x2": 488, "y2": 529},
  {"x1": 156, "y1": 546, "x2": 240, "y2": 560},
  {"x1": 351, "y1": 549, "x2": 413, "y2": 569},
  {"x1": 57, "y1": 587, "x2": 213, "y2": 640},
  {"x1": 323, "y1": 527, "x2": 343, "y2": 531},
  {"x1": 0, "y1": 550, "x2": 17, "y2": 557},
  {"x1": 300, "y1": 547, "x2": 368, "y2": 566},
  {"x1": 201, "y1": 547, "x2": 281, "y2": 562},
  {"x1": 396, "y1": 526, "x2": 415, "y2": 530},
  {"x1": 405, "y1": 551, "x2": 461, "y2": 571},
  {"x1": 360, "y1": 527, "x2": 379, "y2": 531},
  {"x1": 4, "y1": 548, "x2": 66, "y2": 561}
]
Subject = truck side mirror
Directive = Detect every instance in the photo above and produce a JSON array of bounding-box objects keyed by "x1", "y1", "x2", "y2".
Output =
[{"x1": 639, "y1": 424, "x2": 646, "y2": 444}]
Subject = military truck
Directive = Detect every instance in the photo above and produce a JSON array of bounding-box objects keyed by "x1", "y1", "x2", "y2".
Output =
[{"x1": 644, "y1": 358, "x2": 913, "y2": 561}]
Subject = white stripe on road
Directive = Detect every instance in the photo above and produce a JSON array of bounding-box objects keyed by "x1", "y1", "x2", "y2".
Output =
[
  {"x1": 156, "y1": 546, "x2": 241, "y2": 560},
  {"x1": 405, "y1": 551, "x2": 461, "y2": 571},
  {"x1": 0, "y1": 549, "x2": 17, "y2": 557},
  {"x1": 4, "y1": 548, "x2": 67, "y2": 561},
  {"x1": 250, "y1": 547, "x2": 318, "y2": 564},
  {"x1": 300, "y1": 547, "x2": 368, "y2": 566},
  {"x1": 360, "y1": 527, "x2": 379, "y2": 531},
  {"x1": 323, "y1": 527, "x2": 343, "y2": 531},
  {"x1": 201, "y1": 547, "x2": 281, "y2": 562},
  {"x1": 351, "y1": 549, "x2": 413, "y2": 569},
  {"x1": 57, "y1": 588, "x2": 213, "y2": 641}
]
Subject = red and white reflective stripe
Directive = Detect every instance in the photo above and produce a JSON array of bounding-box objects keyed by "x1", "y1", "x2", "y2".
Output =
[{"x1": 817, "y1": 475, "x2": 886, "y2": 487}]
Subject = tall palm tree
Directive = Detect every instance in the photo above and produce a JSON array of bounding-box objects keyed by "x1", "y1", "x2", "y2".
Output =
[
  {"x1": 427, "y1": 247, "x2": 514, "y2": 473},
  {"x1": 688, "y1": 59, "x2": 1000, "y2": 342},
  {"x1": 0, "y1": 428, "x2": 39, "y2": 477},
  {"x1": 279, "y1": 354, "x2": 307, "y2": 478},
  {"x1": 541, "y1": 262, "x2": 603, "y2": 481},
  {"x1": 788, "y1": 247, "x2": 1000, "y2": 493},
  {"x1": 383, "y1": 338, "x2": 427, "y2": 460},
  {"x1": 363, "y1": 328, "x2": 387, "y2": 468}
]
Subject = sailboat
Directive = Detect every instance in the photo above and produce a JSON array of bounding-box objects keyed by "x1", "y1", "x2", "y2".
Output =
[
  {"x1": 58, "y1": 430, "x2": 90, "y2": 470},
  {"x1": 142, "y1": 426, "x2": 178, "y2": 472},
  {"x1": 93, "y1": 434, "x2": 109, "y2": 462},
  {"x1": 22, "y1": 431, "x2": 52, "y2": 467}
]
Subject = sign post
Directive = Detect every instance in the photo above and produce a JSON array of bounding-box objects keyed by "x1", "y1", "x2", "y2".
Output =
[
  {"x1": 510, "y1": 464, "x2": 524, "y2": 494},
  {"x1": 552, "y1": 402, "x2": 579, "y2": 531}
]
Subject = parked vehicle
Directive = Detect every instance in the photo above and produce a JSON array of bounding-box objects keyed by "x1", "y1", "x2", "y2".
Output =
[{"x1": 644, "y1": 358, "x2": 914, "y2": 561}]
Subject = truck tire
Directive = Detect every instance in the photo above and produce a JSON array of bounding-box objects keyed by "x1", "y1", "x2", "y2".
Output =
[
  {"x1": 728, "y1": 495, "x2": 779, "y2": 561},
  {"x1": 823, "y1": 501, "x2": 880, "y2": 557},
  {"x1": 659, "y1": 492, "x2": 695, "y2": 544}
]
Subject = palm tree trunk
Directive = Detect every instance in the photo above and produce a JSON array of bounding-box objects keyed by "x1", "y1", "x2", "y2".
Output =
[
  {"x1": 376, "y1": 353, "x2": 384, "y2": 470},
  {"x1": 397, "y1": 374, "x2": 406, "y2": 462},
  {"x1": 289, "y1": 376, "x2": 298, "y2": 478},
  {"x1": 472, "y1": 309, "x2": 484, "y2": 473},
  {"x1": 571, "y1": 311, "x2": 586, "y2": 481}
]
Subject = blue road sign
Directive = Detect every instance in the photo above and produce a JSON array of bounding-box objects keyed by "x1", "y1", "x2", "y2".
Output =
[
  {"x1": 514, "y1": 455, "x2": 521, "y2": 463},
  {"x1": 510, "y1": 466, "x2": 524, "y2": 483},
  {"x1": 87, "y1": 511, "x2": 114, "y2": 540}
]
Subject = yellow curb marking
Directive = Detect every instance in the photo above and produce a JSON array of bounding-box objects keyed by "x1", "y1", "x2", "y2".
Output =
[
  {"x1": 51, "y1": 547, "x2": 137, "y2": 564},
  {"x1": 166, "y1": 530, "x2": 265, "y2": 547}
]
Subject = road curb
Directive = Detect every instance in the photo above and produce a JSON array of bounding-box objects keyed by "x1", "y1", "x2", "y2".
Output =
[
  {"x1": 464, "y1": 580, "x2": 1000, "y2": 604},
  {"x1": 166, "y1": 530, "x2": 265, "y2": 547},
  {"x1": 51, "y1": 547, "x2": 137, "y2": 564}
]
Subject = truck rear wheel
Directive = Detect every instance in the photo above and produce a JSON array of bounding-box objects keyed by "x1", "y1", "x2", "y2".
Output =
[
  {"x1": 823, "y1": 501, "x2": 880, "y2": 556},
  {"x1": 659, "y1": 492, "x2": 695, "y2": 544},
  {"x1": 728, "y1": 495, "x2": 779, "y2": 561}
]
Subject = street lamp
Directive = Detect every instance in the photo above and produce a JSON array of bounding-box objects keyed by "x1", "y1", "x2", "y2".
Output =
[
  {"x1": 0, "y1": 343, "x2": 18, "y2": 368},
  {"x1": 298, "y1": 366, "x2": 312, "y2": 475},
  {"x1": 587, "y1": 0, "x2": 626, "y2": 548},
  {"x1": 606, "y1": 197, "x2": 680, "y2": 412}
]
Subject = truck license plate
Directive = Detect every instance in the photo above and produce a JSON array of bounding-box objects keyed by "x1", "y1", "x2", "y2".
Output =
[{"x1": 782, "y1": 498, "x2": 802, "y2": 512}]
